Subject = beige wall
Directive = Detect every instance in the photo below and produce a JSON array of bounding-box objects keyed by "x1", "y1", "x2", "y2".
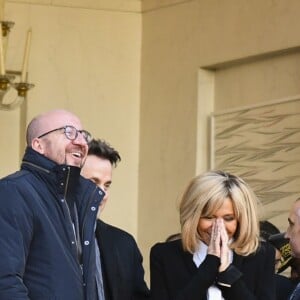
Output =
[
  {"x1": 140, "y1": 0, "x2": 300, "y2": 280},
  {"x1": 1, "y1": 1, "x2": 142, "y2": 238},
  {"x1": 214, "y1": 51, "x2": 300, "y2": 111},
  {"x1": 212, "y1": 51, "x2": 300, "y2": 231},
  {"x1": 2, "y1": 0, "x2": 300, "y2": 283}
]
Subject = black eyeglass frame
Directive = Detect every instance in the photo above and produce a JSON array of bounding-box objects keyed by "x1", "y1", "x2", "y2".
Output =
[{"x1": 37, "y1": 125, "x2": 92, "y2": 143}]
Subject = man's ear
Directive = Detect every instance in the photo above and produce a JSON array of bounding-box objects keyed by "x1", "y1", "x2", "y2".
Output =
[{"x1": 31, "y1": 138, "x2": 45, "y2": 154}]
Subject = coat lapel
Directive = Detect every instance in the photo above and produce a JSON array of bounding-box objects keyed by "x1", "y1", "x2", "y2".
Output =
[
  {"x1": 178, "y1": 240, "x2": 198, "y2": 274},
  {"x1": 96, "y1": 220, "x2": 119, "y2": 300},
  {"x1": 232, "y1": 252, "x2": 244, "y2": 269}
]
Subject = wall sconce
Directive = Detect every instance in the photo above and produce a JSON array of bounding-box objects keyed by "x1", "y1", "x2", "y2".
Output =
[{"x1": 0, "y1": 21, "x2": 34, "y2": 111}]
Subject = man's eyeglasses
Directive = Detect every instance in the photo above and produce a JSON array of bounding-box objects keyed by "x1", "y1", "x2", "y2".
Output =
[{"x1": 38, "y1": 125, "x2": 92, "y2": 144}]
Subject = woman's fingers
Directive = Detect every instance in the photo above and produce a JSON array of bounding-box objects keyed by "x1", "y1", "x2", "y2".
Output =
[
  {"x1": 207, "y1": 219, "x2": 221, "y2": 257},
  {"x1": 218, "y1": 219, "x2": 230, "y2": 272}
]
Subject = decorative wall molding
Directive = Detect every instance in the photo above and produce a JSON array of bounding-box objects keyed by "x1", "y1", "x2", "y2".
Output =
[
  {"x1": 7, "y1": 0, "x2": 192, "y2": 13},
  {"x1": 211, "y1": 95, "x2": 300, "y2": 219}
]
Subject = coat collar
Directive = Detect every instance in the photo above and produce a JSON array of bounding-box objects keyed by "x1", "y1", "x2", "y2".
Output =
[{"x1": 21, "y1": 146, "x2": 81, "y2": 200}]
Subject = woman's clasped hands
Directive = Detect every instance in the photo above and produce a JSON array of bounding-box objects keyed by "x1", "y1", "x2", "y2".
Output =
[{"x1": 207, "y1": 218, "x2": 230, "y2": 272}]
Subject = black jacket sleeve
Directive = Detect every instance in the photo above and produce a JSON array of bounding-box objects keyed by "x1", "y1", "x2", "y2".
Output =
[
  {"x1": 0, "y1": 180, "x2": 33, "y2": 299},
  {"x1": 218, "y1": 242, "x2": 276, "y2": 300}
]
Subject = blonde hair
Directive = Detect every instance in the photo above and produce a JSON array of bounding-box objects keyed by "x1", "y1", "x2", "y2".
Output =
[{"x1": 180, "y1": 170, "x2": 260, "y2": 256}]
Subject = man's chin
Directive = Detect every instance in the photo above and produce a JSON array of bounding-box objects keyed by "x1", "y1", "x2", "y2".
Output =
[{"x1": 65, "y1": 158, "x2": 84, "y2": 168}]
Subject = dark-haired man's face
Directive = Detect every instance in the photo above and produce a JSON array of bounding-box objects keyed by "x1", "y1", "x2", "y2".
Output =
[{"x1": 81, "y1": 154, "x2": 112, "y2": 214}]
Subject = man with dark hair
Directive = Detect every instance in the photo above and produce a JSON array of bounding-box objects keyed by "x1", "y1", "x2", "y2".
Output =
[
  {"x1": 0, "y1": 110, "x2": 104, "y2": 299},
  {"x1": 82, "y1": 139, "x2": 121, "y2": 216},
  {"x1": 81, "y1": 139, "x2": 150, "y2": 300}
]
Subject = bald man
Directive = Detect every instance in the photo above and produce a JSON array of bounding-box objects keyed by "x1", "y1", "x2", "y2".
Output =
[
  {"x1": 286, "y1": 198, "x2": 300, "y2": 300},
  {"x1": 0, "y1": 110, "x2": 104, "y2": 300}
]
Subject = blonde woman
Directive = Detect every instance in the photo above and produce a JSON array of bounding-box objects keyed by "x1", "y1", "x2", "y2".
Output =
[{"x1": 150, "y1": 170, "x2": 275, "y2": 300}]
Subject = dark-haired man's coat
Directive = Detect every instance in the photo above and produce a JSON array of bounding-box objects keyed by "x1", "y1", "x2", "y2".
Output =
[{"x1": 95, "y1": 220, "x2": 150, "y2": 300}]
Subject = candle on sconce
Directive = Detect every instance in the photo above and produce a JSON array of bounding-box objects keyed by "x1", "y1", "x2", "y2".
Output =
[
  {"x1": 21, "y1": 28, "x2": 32, "y2": 82},
  {"x1": 0, "y1": 0, "x2": 4, "y2": 22},
  {"x1": 0, "y1": 23, "x2": 5, "y2": 76}
]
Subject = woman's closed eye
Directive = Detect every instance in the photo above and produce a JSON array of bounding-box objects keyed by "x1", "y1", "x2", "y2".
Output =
[
  {"x1": 223, "y1": 215, "x2": 236, "y2": 222},
  {"x1": 201, "y1": 215, "x2": 214, "y2": 220}
]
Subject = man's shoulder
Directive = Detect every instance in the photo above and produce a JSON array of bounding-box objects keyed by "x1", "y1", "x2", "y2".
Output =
[
  {"x1": 97, "y1": 220, "x2": 137, "y2": 243},
  {"x1": 1, "y1": 170, "x2": 31, "y2": 182},
  {"x1": 0, "y1": 170, "x2": 35, "y2": 193},
  {"x1": 151, "y1": 239, "x2": 183, "y2": 257},
  {"x1": 97, "y1": 220, "x2": 133, "y2": 236}
]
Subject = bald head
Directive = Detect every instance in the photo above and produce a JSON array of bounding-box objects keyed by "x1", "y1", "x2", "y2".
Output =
[
  {"x1": 285, "y1": 197, "x2": 300, "y2": 258},
  {"x1": 26, "y1": 109, "x2": 82, "y2": 147},
  {"x1": 295, "y1": 198, "x2": 300, "y2": 219}
]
